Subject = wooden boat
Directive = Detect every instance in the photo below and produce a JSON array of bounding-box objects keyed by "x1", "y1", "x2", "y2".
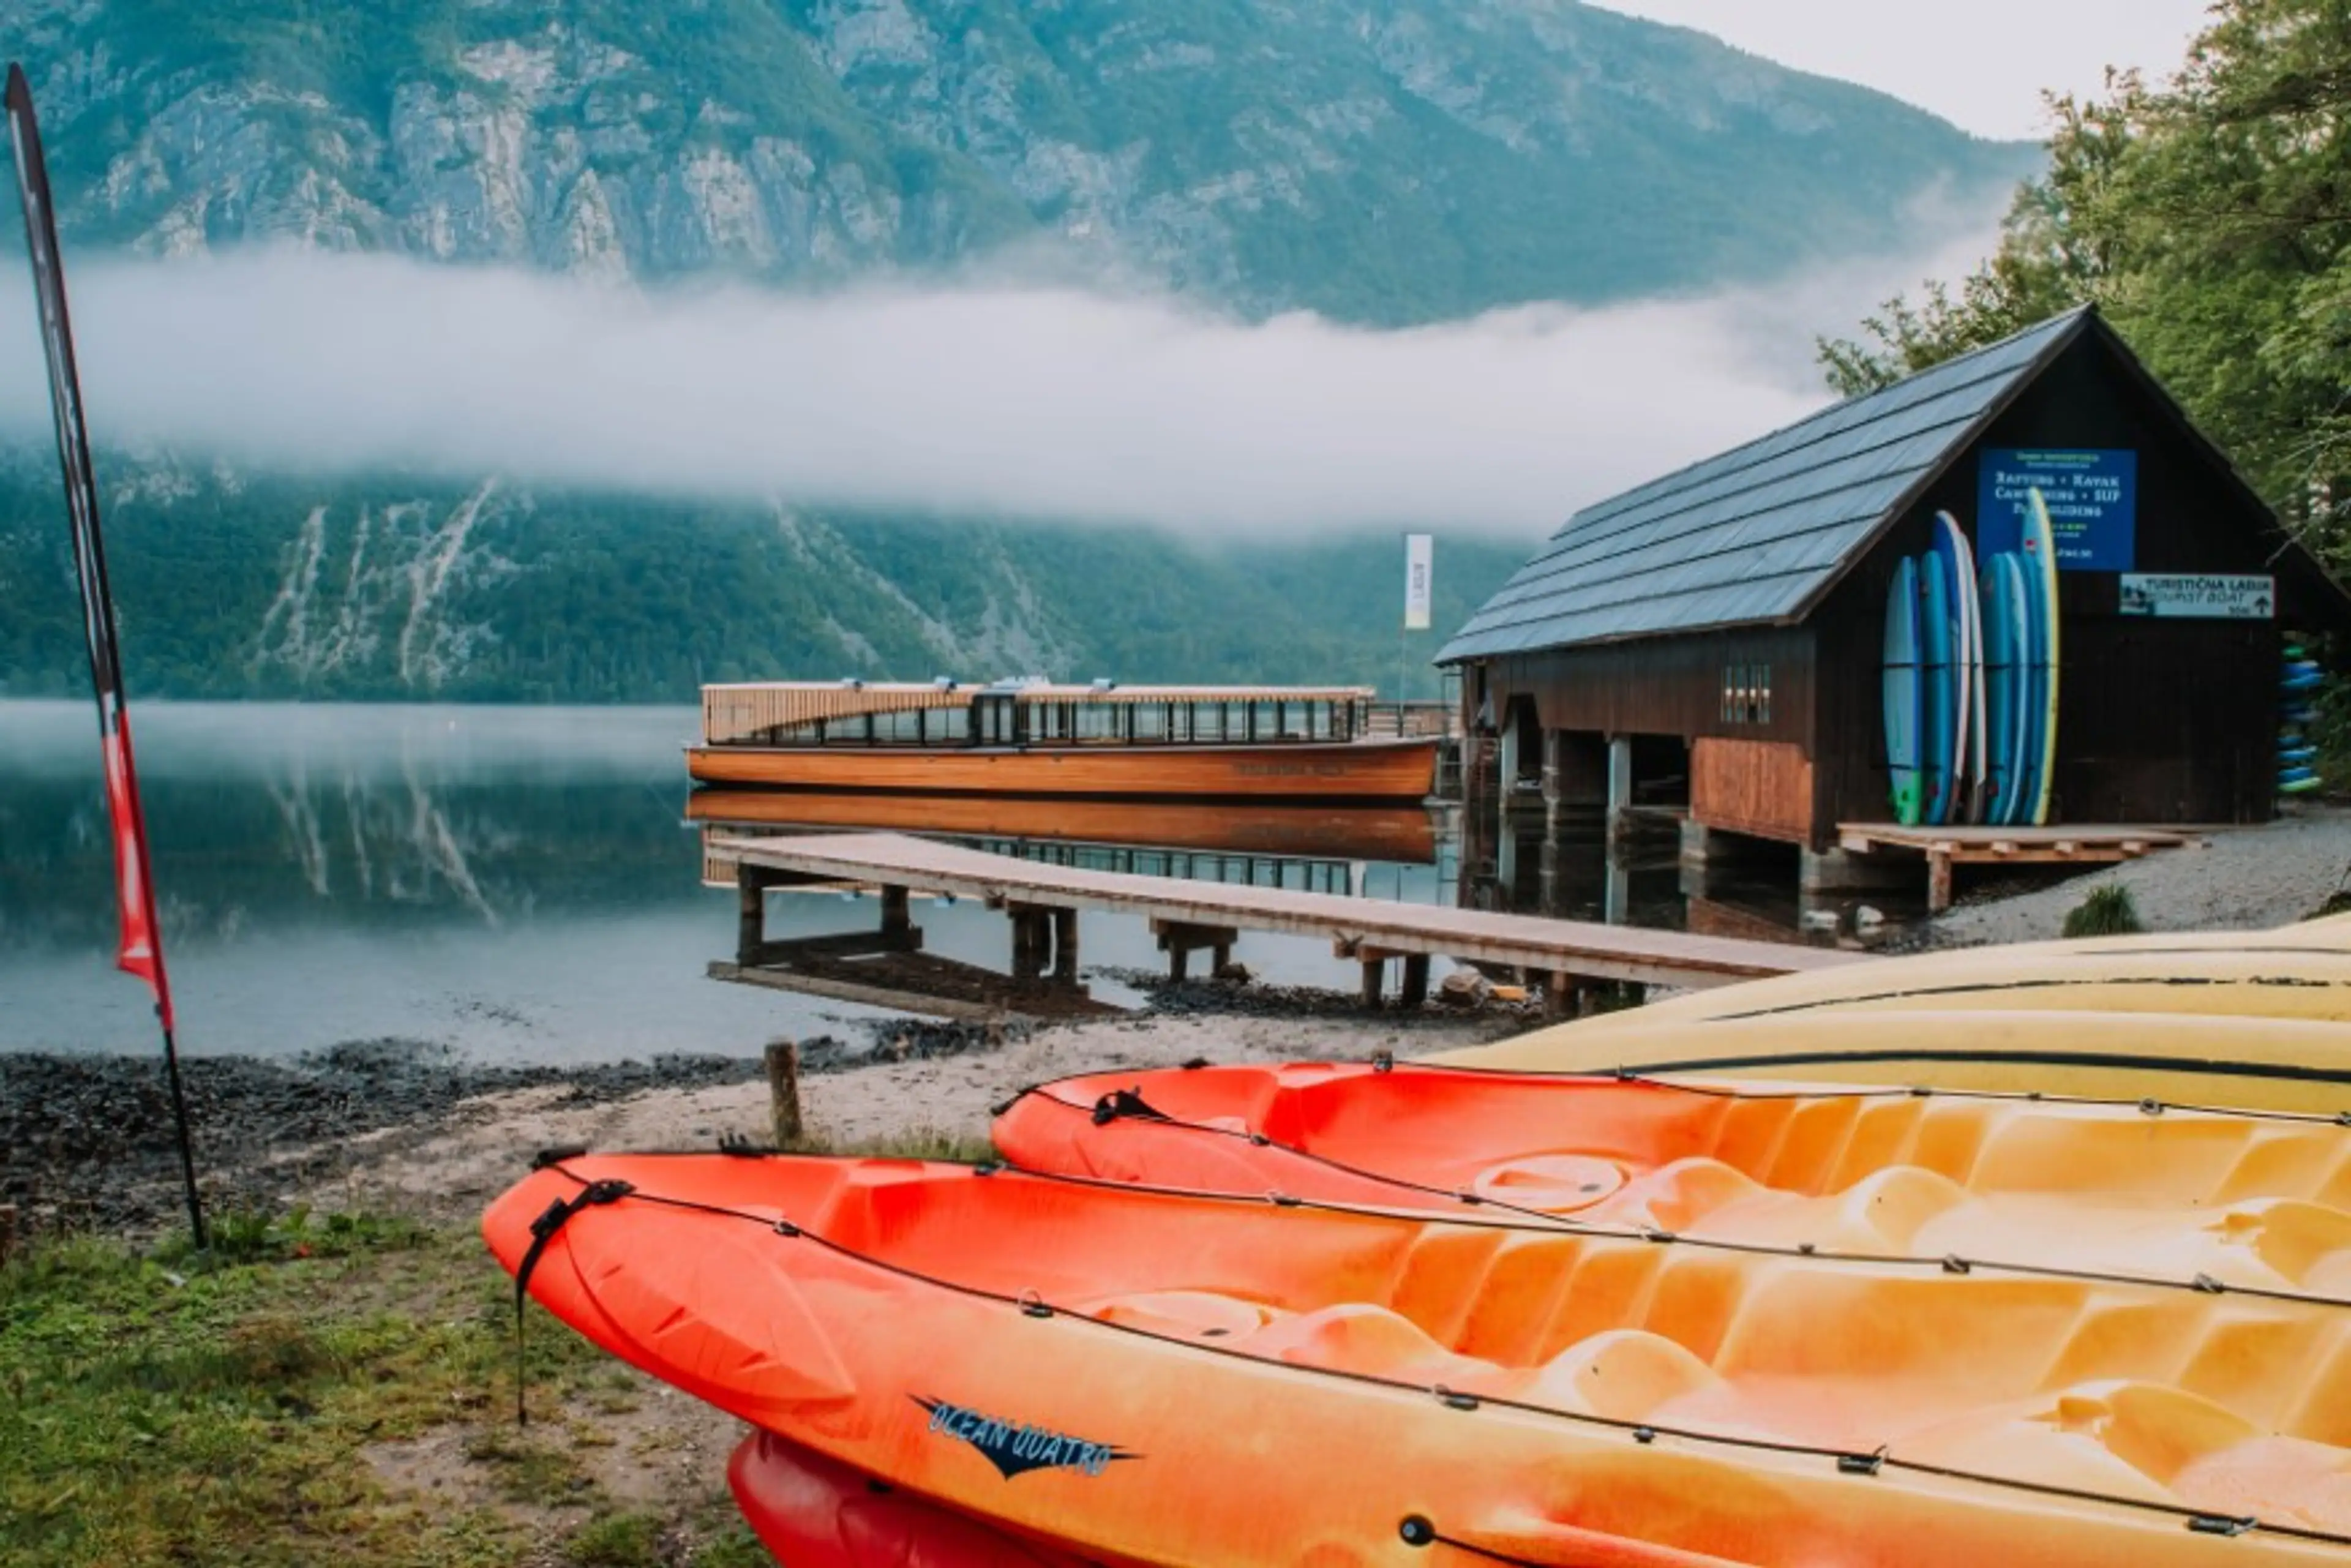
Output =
[
  {"x1": 686, "y1": 790, "x2": 1438, "y2": 863},
  {"x1": 490, "y1": 1150, "x2": 2351, "y2": 1565},
  {"x1": 689, "y1": 680, "x2": 1439, "y2": 801}
]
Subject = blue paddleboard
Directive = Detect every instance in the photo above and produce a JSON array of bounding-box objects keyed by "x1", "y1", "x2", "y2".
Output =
[
  {"x1": 1919, "y1": 550, "x2": 1957, "y2": 826},
  {"x1": 2021, "y1": 493, "x2": 2062, "y2": 826},
  {"x1": 1983, "y1": 552, "x2": 2031, "y2": 825},
  {"x1": 1931, "y1": 514, "x2": 1985, "y2": 823},
  {"x1": 1883, "y1": 556, "x2": 1925, "y2": 826}
]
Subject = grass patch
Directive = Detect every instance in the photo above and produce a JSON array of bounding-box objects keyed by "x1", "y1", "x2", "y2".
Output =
[
  {"x1": 784, "y1": 1125, "x2": 999, "y2": 1165},
  {"x1": 565, "y1": 1510, "x2": 663, "y2": 1567},
  {"x1": 0, "y1": 1211, "x2": 769, "y2": 1568},
  {"x1": 2062, "y1": 883, "x2": 2145, "y2": 939}
]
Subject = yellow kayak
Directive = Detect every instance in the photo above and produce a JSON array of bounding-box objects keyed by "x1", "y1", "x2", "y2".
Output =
[{"x1": 1438, "y1": 919, "x2": 2351, "y2": 1112}]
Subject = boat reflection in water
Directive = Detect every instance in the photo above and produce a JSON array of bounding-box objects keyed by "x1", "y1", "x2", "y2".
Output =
[{"x1": 689, "y1": 789, "x2": 1439, "y2": 886}]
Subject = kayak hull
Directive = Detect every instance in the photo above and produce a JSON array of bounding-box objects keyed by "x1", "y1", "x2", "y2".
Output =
[{"x1": 490, "y1": 1153, "x2": 2351, "y2": 1565}]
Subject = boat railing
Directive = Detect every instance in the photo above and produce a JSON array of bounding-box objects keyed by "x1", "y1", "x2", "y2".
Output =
[
  {"x1": 701, "y1": 683, "x2": 1423, "y2": 749},
  {"x1": 1362, "y1": 702, "x2": 1460, "y2": 741}
]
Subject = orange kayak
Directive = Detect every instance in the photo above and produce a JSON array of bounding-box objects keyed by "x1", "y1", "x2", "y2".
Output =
[
  {"x1": 488, "y1": 1151, "x2": 2351, "y2": 1564},
  {"x1": 994, "y1": 1060, "x2": 2351, "y2": 1289},
  {"x1": 730, "y1": 1430, "x2": 1089, "y2": 1567}
]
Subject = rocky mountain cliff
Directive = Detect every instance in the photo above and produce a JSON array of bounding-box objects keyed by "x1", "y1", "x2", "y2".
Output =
[
  {"x1": 0, "y1": 1, "x2": 2038, "y2": 700},
  {"x1": 15, "y1": 0, "x2": 2030, "y2": 320}
]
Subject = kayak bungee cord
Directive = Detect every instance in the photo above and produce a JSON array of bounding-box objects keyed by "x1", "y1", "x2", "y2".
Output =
[
  {"x1": 1394, "y1": 1046, "x2": 2351, "y2": 1108},
  {"x1": 509, "y1": 1155, "x2": 2351, "y2": 1551},
  {"x1": 1060, "y1": 1049, "x2": 2351, "y2": 1125},
  {"x1": 1685, "y1": 970, "x2": 2351, "y2": 1024}
]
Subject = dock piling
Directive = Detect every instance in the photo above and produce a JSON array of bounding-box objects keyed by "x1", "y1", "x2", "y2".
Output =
[
  {"x1": 764, "y1": 1038, "x2": 803, "y2": 1147},
  {"x1": 737, "y1": 866, "x2": 767, "y2": 964},
  {"x1": 1400, "y1": 953, "x2": 1431, "y2": 1008},
  {"x1": 1154, "y1": 919, "x2": 1241, "y2": 983}
]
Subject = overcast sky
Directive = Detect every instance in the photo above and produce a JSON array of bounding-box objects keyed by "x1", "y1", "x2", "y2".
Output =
[{"x1": 1599, "y1": 1, "x2": 2214, "y2": 140}]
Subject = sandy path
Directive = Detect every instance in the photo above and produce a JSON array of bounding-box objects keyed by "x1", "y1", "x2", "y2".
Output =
[{"x1": 315, "y1": 1011, "x2": 1504, "y2": 1222}]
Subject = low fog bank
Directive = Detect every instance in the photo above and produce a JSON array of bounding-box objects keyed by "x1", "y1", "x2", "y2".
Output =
[{"x1": 0, "y1": 222, "x2": 1999, "y2": 538}]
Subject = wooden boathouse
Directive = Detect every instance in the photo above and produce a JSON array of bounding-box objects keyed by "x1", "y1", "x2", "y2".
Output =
[{"x1": 1439, "y1": 306, "x2": 2351, "y2": 904}]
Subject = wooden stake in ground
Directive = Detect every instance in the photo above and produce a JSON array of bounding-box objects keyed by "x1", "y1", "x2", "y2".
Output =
[{"x1": 765, "y1": 1039, "x2": 804, "y2": 1147}]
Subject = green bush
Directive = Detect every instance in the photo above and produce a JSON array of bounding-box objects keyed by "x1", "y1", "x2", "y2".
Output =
[{"x1": 2062, "y1": 883, "x2": 2143, "y2": 939}]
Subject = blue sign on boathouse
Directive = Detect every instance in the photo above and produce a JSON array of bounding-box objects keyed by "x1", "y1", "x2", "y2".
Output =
[{"x1": 1978, "y1": 448, "x2": 2139, "y2": 571}]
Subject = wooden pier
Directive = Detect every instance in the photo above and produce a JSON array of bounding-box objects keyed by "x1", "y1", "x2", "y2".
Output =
[
  {"x1": 714, "y1": 832, "x2": 1863, "y2": 1021},
  {"x1": 1836, "y1": 823, "x2": 2199, "y2": 913}
]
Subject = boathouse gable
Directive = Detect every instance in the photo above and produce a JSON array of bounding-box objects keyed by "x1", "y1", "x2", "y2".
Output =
[{"x1": 1442, "y1": 306, "x2": 2351, "y2": 856}]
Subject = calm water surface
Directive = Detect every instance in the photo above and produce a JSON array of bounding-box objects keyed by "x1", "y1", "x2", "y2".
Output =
[{"x1": 0, "y1": 702, "x2": 1459, "y2": 1063}]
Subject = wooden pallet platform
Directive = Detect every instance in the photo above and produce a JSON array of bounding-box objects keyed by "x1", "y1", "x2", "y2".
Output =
[
  {"x1": 716, "y1": 831, "x2": 1862, "y2": 1020},
  {"x1": 1836, "y1": 823, "x2": 2200, "y2": 912},
  {"x1": 710, "y1": 950, "x2": 1121, "y2": 1022}
]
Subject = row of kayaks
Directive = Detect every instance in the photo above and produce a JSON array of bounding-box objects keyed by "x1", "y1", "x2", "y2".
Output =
[
  {"x1": 489, "y1": 914, "x2": 2351, "y2": 1566},
  {"x1": 2284, "y1": 651, "x2": 2328, "y2": 797}
]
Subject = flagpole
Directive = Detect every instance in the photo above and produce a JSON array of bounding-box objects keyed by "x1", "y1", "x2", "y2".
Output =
[
  {"x1": 6, "y1": 62, "x2": 206, "y2": 1249},
  {"x1": 159, "y1": 1023, "x2": 206, "y2": 1246}
]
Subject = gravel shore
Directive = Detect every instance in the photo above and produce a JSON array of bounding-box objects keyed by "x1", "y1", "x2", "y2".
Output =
[
  {"x1": 2, "y1": 984, "x2": 1527, "y2": 1236},
  {"x1": 1923, "y1": 805, "x2": 2351, "y2": 948}
]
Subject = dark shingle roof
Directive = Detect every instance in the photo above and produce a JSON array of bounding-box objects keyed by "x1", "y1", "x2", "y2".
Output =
[{"x1": 1439, "y1": 307, "x2": 2093, "y2": 662}]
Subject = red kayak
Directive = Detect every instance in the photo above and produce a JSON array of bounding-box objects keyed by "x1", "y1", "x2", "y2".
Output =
[{"x1": 729, "y1": 1430, "x2": 1087, "y2": 1567}]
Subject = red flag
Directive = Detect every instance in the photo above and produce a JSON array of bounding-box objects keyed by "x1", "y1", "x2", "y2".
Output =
[
  {"x1": 103, "y1": 720, "x2": 173, "y2": 1029},
  {"x1": 6, "y1": 62, "x2": 177, "y2": 1032}
]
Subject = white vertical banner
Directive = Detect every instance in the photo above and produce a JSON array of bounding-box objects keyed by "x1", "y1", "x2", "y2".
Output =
[{"x1": 1404, "y1": 533, "x2": 1434, "y2": 631}]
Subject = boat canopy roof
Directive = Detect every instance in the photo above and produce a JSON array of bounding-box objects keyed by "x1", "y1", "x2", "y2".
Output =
[{"x1": 700, "y1": 681, "x2": 1379, "y2": 744}]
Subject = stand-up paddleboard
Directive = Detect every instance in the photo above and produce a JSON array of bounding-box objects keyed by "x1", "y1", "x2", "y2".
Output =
[
  {"x1": 2023, "y1": 490, "x2": 2063, "y2": 825},
  {"x1": 1919, "y1": 550, "x2": 1957, "y2": 825},
  {"x1": 1981, "y1": 552, "x2": 2030, "y2": 825},
  {"x1": 2010, "y1": 550, "x2": 2048, "y2": 827},
  {"x1": 1883, "y1": 555, "x2": 1925, "y2": 826},
  {"x1": 1933, "y1": 513, "x2": 1985, "y2": 822}
]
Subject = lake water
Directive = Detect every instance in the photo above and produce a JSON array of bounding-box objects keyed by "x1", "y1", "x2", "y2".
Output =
[{"x1": 0, "y1": 702, "x2": 1468, "y2": 1063}]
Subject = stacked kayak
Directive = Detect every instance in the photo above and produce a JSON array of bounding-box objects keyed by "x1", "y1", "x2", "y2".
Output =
[
  {"x1": 2282, "y1": 648, "x2": 2327, "y2": 797},
  {"x1": 1429, "y1": 920, "x2": 2351, "y2": 1109},
  {"x1": 489, "y1": 915, "x2": 2351, "y2": 1566},
  {"x1": 493, "y1": 1142, "x2": 2351, "y2": 1565}
]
